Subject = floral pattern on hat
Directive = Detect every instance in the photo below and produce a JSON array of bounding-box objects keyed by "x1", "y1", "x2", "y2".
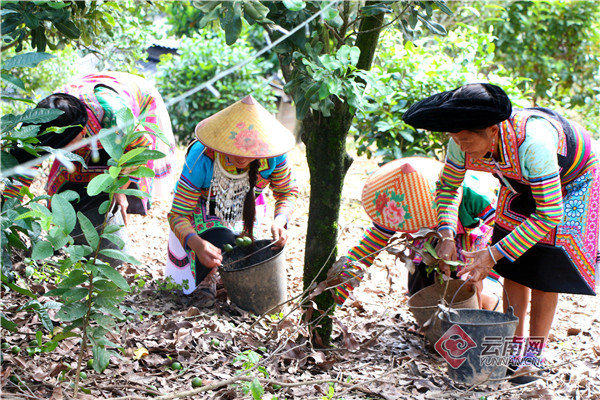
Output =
[
  {"x1": 230, "y1": 122, "x2": 270, "y2": 156},
  {"x1": 374, "y1": 189, "x2": 412, "y2": 228}
]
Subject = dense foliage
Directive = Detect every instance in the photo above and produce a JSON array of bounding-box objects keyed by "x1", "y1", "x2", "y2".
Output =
[
  {"x1": 352, "y1": 22, "x2": 524, "y2": 163},
  {"x1": 489, "y1": 0, "x2": 600, "y2": 129},
  {"x1": 154, "y1": 29, "x2": 277, "y2": 143}
]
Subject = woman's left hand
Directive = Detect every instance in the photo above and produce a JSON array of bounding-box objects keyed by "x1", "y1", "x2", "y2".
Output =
[
  {"x1": 458, "y1": 249, "x2": 495, "y2": 282},
  {"x1": 271, "y1": 215, "x2": 288, "y2": 249}
]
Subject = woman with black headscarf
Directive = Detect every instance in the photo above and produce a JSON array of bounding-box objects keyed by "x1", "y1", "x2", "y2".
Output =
[
  {"x1": 4, "y1": 72, "x2": 176, "y2": 224},
  {"x1": 403, "y1": 83, "x2": 599, "y2": 380}
]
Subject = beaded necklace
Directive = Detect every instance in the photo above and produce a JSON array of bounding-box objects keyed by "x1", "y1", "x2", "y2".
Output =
[{"x1": 207, "y1": 155, "x2": 250, "y2": 228}]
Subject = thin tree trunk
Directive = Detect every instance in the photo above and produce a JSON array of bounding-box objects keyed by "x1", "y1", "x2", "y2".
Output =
[{"x1": 302, "y1": 3, "x2": 385, "y2": 346}]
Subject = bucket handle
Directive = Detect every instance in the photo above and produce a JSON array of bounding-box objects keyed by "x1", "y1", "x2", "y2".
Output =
[{"x1": 445, "y1": 278, "x2": 515, "y2": 323}]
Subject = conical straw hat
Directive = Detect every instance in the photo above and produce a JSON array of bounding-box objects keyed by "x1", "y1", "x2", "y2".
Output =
[
  {"x1": 195, "y1": 95, "x2": 295, "y2": 158},
  {"x1": 362, "y1": 157, "x2": 456, "y2": 232}
]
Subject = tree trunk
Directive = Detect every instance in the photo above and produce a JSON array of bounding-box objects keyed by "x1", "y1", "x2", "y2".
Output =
[{"x1": 302, "y1": 4, "x2": 385, "y2": 346}]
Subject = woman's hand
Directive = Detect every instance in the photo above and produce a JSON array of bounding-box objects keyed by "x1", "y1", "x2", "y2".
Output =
[
  {"x1": 113, "y1": 193, "x2": 129, "y2": 225},
  {"x1": 458, "y1": 247, "x2": 497, "y2": 282},
  {"x1": 271, "y1": 215, "x2": 289, "y2": 249},
  {"x1": 187, "y1": 235, "x2": 222, "y2": 268},
  {"x1": 435, "y1": 236, "x2": 458, "y2": 276}
]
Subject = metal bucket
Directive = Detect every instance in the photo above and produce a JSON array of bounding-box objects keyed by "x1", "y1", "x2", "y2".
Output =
[
  {"x1": 407, "y1": 279, "x2": 478, "y2": 345},
  {"x1": 220, "y1": 239, "x2": 287, "y2": 315},
  {"x1": 437, "y1": 307, "x2": 519, "y2": 385}
]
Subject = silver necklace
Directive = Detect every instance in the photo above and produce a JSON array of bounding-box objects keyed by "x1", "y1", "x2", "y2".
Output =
[{"x1": 207, "y1": 156, "x2": 250, "y2": 228}]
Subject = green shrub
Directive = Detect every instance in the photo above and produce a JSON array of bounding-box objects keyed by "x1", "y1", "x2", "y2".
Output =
[
  {"x1": 352, "y1": 24, "x2": 526, "y2": 163},
  {"x1": 154, "y1": 30, "x2": 277, "y2": 143}
]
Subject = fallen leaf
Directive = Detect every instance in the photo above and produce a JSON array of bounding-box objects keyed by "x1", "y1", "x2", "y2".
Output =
[{"x1": 133, "y1": 347, "x2": 149, "y2": 360}]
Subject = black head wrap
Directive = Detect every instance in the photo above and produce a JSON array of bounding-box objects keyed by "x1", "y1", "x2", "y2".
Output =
[
  {"x1": 402, "y1": 83, "x2": 512, "y2": 133},
  {"x1": 11, "y1": 93, "x2": 88, "y2": 163}
]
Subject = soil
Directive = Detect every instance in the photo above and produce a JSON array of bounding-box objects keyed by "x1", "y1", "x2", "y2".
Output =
[{"x1": 1, "y1": 143, "x2": 599, "y2": 400}]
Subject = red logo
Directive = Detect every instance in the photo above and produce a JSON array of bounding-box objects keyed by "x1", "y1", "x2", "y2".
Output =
[{"x1": 435, "y1": 325, "x2": 477, "y2": 369}]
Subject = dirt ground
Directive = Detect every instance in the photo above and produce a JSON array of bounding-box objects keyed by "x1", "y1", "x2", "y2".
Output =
[{"x1": 1, "y1": 143, "x2": 599, "y2": 400}]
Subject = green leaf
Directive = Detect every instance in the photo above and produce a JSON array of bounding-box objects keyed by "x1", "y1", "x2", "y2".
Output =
[
  {"x1": 283, "y1": 0, "x2": 305, "y2": 11},
  {"x1": 125, "y1": 166, "x2": 155, "y2": 178},
  {"x1": 1, "y1": 315, "x2": 17, "y2": 332},
  {"x1": 96, "y1": 264, "x2": 131, "y2": 291},
  {"x1": 54, "y1": 19, "x2": 81, "y2": 39},
  {"x1": 2, "y1": 273, "x2": 37, "y2": 298},
  {"x1": 98, "y1": 128, "x2": 122, "y2": 160},
  {"x1": 50, "y1": 193, "x2": 77, "y2": 235},
  {"x1": 57, "y1": 302, "x2": 88, "y2": 322},
  {"x1": 108, "y1": 166, "x2": 121, "y2": 179},
  {"x1": 1, "y1": 73, "x2": 25, "y2": 91},
  {"x1": 77, "y1": 211, "x2": 99, "y2": 249},
  {"x1": 17, "y1": 108, "x2": 63, "y2": 124},
  {"x1": 58, "y1": 269, "x2": 88, "y2": 288},
  {"x1": 116, "y1": 107, "x2": 136, "y2": 137},
  {"x1": 118, "y1": 147, "x2": 147, "y2": 166},
  {"x1": 62, "y1": 287, "x2": 89, "y2": 303},
  {"x1": 101, "y1": 233, "x2": 125, "y2": 249},
  {"x1": 92, "y1": 345, "x2": 111, "y2": 372},
  {"x1": 87, "y1": 174, "x2": 116, "y2": 196},
  {"x1": 119, "y1": 149, "x2": 166, "y2": 166},
  {"x1": 32, "y1": 240, "x2": 54, "y2": 260},
  {"x1": 1, "y1": 52, "x2": 54, "y2": 70},
  {"x1": 250, "y1": 378, "x2": 264, "y2": 399},
  {"x1": 423, "y1": 241, "x2": 439, "y2": 259}
]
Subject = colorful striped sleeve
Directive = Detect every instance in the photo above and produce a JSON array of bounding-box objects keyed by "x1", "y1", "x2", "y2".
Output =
[
  {"x1": 436, "y1": 140, "x2": 466, "y2": 236},
  {"x1": 334, "y1": 223, "x2": 395, "y2": 304},
  {"x1": 268, "y1": 155, "x2": 299, "y2": 223},
  {"x1": 167, "y1": 175, "x2": 203, "y2": 246},
  {"x1": 494, "y1": 173, "x2": 563, "y2": 261},
  {"x1": 2, "y1": 174, "x2": 35, "y2": 199},
  {"x1": 494, "y1": 118, "x2": 564, "y2": 261}
]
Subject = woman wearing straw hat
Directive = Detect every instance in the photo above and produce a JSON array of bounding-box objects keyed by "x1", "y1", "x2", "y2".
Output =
[
  {"x1": 402, "y1": 83, "x2": 599, "y2": 380},
  {"x1": 165, "y1": 95, "x2": 299, "y2": 306},
  {"x1": 333, "y1": 157, "x2": 500, "y2": 310}
]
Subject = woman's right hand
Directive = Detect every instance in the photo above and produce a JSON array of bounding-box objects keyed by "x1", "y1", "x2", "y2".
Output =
[
  {"x1": 187, "y1": 235, "x2": 222, "y2": 268},
  {"x1": 435, "y1": 235, "x2": 458, "y2": 276}
]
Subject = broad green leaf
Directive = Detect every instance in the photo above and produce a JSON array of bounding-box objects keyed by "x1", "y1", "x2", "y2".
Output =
[
  {"x1": 116, "y1": 107, "x2": 136, "y2": 137},
  {"x1": 54, "y1": 20, "x2": 80, "y2": 39},
  {"x1": 16, "y1": 108, "x2": 63, "y2": 124},
  {"x1": 108, "y1": 166, "x2": 121, "y2": 179},
  {"x1": 96, "y1": 264, "x2": 130, "y2": 291},
  {"x1": 32, "y1": 240, "x2": 53, "y2": 260},
  {"x1": 62, "y1": 287, "x2": 89, "y2": 303},
  {"x1": 58, "y1": 269, "x2": 88, "y2": 288},
  {"x1": 77, "y1": 211, "x2": 99, "y2": 249},
  {"x1": 50, "y1": 194, "x2": 77, "y2": 234},
  {"x1": 57, "y1": 302, "x2": 88, "y2": 322},
  {"x1": 101, "y1": 233, "x2": 125, "y2": 249},
  {"x1": 423, "y1": 241, "x2": 439, "y2": 258},
  {"x1": 126, "y1": 166, "x2": 155, "y2": 178},
  {"x1": 1, "y1": 315, "x2": 17, "y2": 332},
  {"x1": 250, "y1": 378, "x2": 264, "y2": 399},
  {"x1": 92, "y1": 345, "x2": 111, "y2": 372},
  {"x1": 283, "y1": 0, "x2": 305, "y2": 11},
  {"x1": 1, "y1": 73, "x2": 25, "y2": 90},
  {"x1": 98, "y1": 127, "x2": 122, "y2": 160},
  {"x1": 119, "y1": 149, "x2": 166, "y2": 166},
  {"x1": 1, "y1": 52, "x2": 54, "y2": 70},
  {"x1": 118, "y1": 147, "x2": 147, "y2": 166},
  {"x1": 1, "y1": 273, "x2": 37, "y2": 299},
  {"x1": 87, "y1": 174, "x2": 116, "y2": 196}
]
